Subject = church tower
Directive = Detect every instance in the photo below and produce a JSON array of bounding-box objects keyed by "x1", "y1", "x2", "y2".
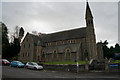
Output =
[{"x1": 85, "y1": 2, "x2": 97, "y2": 60}]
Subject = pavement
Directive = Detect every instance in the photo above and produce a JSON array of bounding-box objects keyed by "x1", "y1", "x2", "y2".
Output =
[{"x1": 2, "y1": 66, "x2": 120, "y2": 80}]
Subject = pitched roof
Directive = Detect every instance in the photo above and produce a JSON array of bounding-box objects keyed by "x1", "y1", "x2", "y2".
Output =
[{"x1": 41, "y1": 27, "x2": 86, "y2": 42}]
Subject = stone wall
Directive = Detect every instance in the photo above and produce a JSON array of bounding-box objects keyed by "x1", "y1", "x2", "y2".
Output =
[
  {"x1": 42, "y1": 63, "x2": 120, "y2": 72},
  {"x1": 43, "y1": 64, "x2": 85, "y2": 72},
  {"x1": 18, "y1": 34, "x2": 34, "y2": 61},
  {"x1": 97, "y1": 43, "x2": 103, "y2": 59},
  {"x1": 43, "y1": 38, "x2": 89, "y2": 62}
]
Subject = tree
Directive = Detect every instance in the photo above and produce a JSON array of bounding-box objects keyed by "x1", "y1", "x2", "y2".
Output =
[
  {"x1": 102, "y1": 40, "x2": 110, "y2": 58},
  {"x1": 14, "y1": 26, "x2": 20, "y2": 38},
  {"x1": 8, "y1": 26, "x2": 22, "y2": 60},
  {"x1": 1, "y1": 23, "x2": 25, "y2": 60},
  {"x1": 2, "y1": 22, "x2": 10, "y2": 59},
  {"x1": 19, "y1": 27, "x2": 24, "y2": 37},
  {"x1": 97, "y1": 40, "x2": 110, "y2": 59},
  {"x1": 8, "y1": 38, "x2": 20, "y2": 59},
  {"x1": 97, "y1": 40, "x2": 120, "y2": 59},
  {"x1": 115, "y1": 43, "x2": 120, "y2": 53}
]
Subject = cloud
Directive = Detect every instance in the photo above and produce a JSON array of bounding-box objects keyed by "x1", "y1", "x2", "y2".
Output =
[{"x1": 2, "y1": 2, "x2": 118, "y2": 46}]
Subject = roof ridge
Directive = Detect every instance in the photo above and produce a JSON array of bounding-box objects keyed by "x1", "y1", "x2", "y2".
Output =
[{"x1": 46, "y1": 27, "x2": 86, "y2": 35}]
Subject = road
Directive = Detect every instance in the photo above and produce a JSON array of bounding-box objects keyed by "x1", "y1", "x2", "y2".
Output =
[{"x1": 2, "y1": 66, "x2": 120, "y2": 80}]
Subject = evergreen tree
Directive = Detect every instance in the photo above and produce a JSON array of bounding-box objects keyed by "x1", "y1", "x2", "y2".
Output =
[
  {"x1": 8, "y1": 38, "x2": 20, "y2": 59},
  {"x1": 19, "y1": 27, "x2": 24, "y2": 37},
  {"x1": 97, "y1": 41, "x2": 120, "y2": 59},
  {"x1": 2, "y1": 22, "x2": 10, "y2": 59},
  {"x1": 115, "y1": 43, "x2": 120, "y2": 53}
]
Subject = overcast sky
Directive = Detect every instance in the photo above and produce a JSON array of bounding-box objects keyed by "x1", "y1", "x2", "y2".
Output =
[{"x1": 1, "y1": 1, "x2": 118, "y2": 47}]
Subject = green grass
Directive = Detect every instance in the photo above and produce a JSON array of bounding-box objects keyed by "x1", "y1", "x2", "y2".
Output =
[
  {"x1": 44, "y1": 61, "x2": 87, "y2": 65},
  {"x1": 21, "y1": 61, "x2": 39, "y2": 64},
  {"x1": 113, "y1": 60, "x2": 120, "y2": 64}
]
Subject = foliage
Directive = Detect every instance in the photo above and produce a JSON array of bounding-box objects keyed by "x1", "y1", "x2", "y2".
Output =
[
  {"x1": 2, "y1": 22, "x2": 10, "y2": 59},
  {"x1": 19, "y1": 27, "x2": 24, "y2": 37},
  {"x1": 97, "y1": 40, "x2": 120, "y2": 60},
  {"x1": 8, "y1": 38, "x2": 20, "y2": 59},
  {"x1": 10, "y1": 56, "x2": 18, "y2": 61},
  {"x1": 113, "y1": 60, "x2": 120, "y2": 63},
  {"x1": 2, "y1": 22, "x2": 24, "y2": 60}
]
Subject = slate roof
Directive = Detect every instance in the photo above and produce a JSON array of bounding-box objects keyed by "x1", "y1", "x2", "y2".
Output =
[
  {"x1": 26, "y1": 27, "x2": 86, "y2": 45},
  {"x1": 40, "y1": 27, "x2": 86, "y2": 43},
  {"x1": 85, "y1": 2, "x2": 93, "y2": 19}
]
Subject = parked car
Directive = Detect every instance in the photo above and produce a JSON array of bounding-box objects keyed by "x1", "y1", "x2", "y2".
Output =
[
  {"x1": 10, "y1": 61, "x2": 24, "y2": 68},
  {"x1": 2, "y1": 59, "x2": 10, "y2": 66},
  {"x1": 26, "y1": 62, "x2": 43, "y2": 70}
]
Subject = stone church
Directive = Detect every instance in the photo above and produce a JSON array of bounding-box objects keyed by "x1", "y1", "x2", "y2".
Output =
[{"x1": 18, "y1": 2, "x2": 103, "y2": 62}]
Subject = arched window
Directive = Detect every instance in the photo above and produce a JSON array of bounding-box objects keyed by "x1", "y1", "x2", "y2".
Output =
[
  {"x1": 66, "y1": 49, "x2": 70, "y2": 57},
  {"x1": 65, "y1": 48, "x2": 71, "y2": 58},
  {"x1": 53, "y1": 50, "x2": 57, "y2": 58},
  {"x1": 53, "y1": 51, "x2": 57, "y2": 57},
  {"x1": 66, "y1": 50, "x2": 70, "y2": 57}
]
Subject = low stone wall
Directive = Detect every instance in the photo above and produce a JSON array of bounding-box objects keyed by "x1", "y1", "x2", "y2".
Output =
[
  {"x1": 89, "y1": 64, "x2": 105, "y2": 70},
  {"x1": 43, "y1": 63, "x2": 120, "y2": 72},
  {"x1": 43, "y1": 64, "x2": 85, "y2": 72}
]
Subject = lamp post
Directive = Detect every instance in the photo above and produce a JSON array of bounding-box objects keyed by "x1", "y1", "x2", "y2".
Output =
[
  {"x1": 76, "y1": 43, "x2": 81, "y2": 73},
  {"x1": 85, "y1": 50, "x2": 89, "y2": 72}
]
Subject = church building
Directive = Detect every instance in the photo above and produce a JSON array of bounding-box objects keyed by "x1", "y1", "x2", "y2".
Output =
[{"x1": 18, "y1": 2, "x2": 103, "y2": 62}]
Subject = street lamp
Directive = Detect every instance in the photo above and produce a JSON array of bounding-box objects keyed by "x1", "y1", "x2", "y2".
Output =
[
  {"x1": 76, "y1": 42, "x2": 81, "y2": 73},
  {"x1": 85, "y1": 49, "x2": 89, "y2": 72}
]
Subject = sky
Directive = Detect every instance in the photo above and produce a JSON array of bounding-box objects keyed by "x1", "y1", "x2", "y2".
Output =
[{"x1": 1, "y1": 0, "x2": 119, "y2": 47}]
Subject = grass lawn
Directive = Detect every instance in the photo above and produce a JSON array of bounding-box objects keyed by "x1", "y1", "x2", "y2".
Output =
[
  {"x1": 44, "y1": 61, "x2": 87, "y2": 65},
  {"x1": 113, "y1": 60, "x2": 120, "y2": 64},
  {"x1": 21, "y1": 61, "x2": 39, "y2": 64}
]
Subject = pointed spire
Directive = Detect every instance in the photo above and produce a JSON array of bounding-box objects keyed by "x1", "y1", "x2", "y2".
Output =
[{"x1": 85, "y1": 1, "x2": 93, "y2": 19}]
